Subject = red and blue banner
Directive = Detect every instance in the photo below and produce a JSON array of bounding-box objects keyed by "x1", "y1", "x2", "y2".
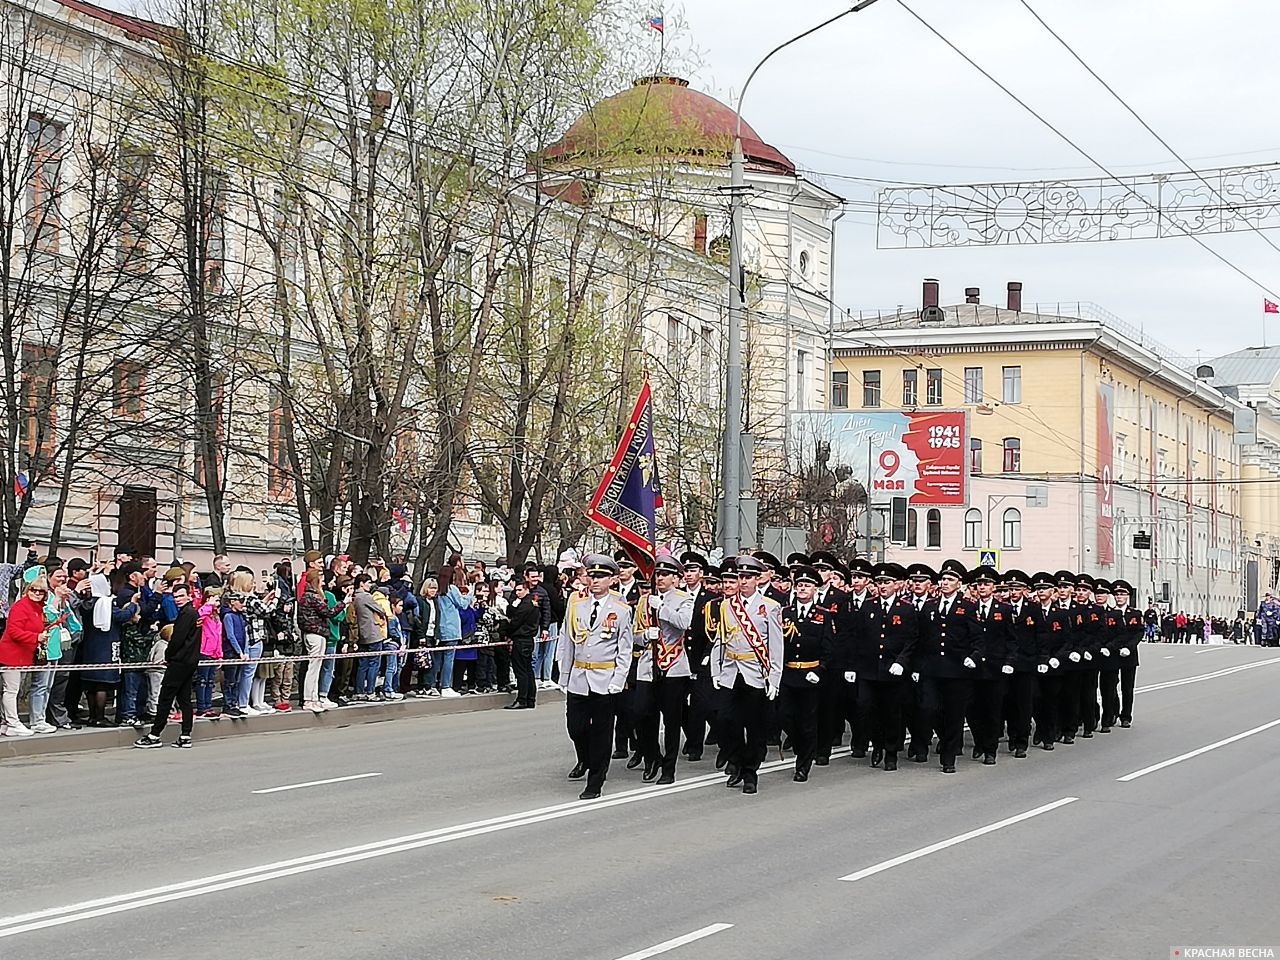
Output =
[{"x1": 587, "y1": 381, "x2": 660, "y2": 578}]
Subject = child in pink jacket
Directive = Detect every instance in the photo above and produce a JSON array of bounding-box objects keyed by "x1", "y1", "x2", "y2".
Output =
[{"x1": 195, "y1": 588, "x2": 224, "y2": 717}]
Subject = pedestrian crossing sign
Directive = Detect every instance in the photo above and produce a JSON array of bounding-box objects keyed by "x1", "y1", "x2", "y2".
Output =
[{"x1": 976, "y1": 549, "x2": 1000, "y2": 569}]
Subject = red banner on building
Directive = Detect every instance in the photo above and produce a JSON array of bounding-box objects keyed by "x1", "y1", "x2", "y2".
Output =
[
  {"x1": 900, "y1": 411, "x2": 967, "y2": 505},
  {"x1": 1097, "y1": 382, "x2": 1115, "y2": 565}
]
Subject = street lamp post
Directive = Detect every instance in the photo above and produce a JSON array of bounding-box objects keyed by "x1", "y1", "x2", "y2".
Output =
[{"x1": 720, "y1": 0, "x2": 881, "y2": 558}]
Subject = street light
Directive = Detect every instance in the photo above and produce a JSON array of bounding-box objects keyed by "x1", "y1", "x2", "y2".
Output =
[{"x1": 721, "y1": 0, "x2": 881, "y2": 557}]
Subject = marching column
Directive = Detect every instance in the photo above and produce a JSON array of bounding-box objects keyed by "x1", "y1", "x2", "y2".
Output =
[
  {"x1": 917, "y1": 559, "x2": 979, "y2": 774},
  {"x1": 1112, "y1": 579, "x2": 1143, "y2": 727}
]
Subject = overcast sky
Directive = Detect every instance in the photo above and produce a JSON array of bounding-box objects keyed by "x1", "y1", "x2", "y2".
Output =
[{"x1": 668, "y1": 0, "x2": 1280, "y2": 360}]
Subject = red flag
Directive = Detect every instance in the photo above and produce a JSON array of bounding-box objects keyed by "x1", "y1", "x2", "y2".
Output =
[{"x1": 1265, "y1": 298, "x2": 1279, "y2": 314}]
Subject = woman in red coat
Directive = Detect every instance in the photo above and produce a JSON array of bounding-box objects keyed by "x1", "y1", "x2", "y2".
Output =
[{"x1": 0, "y1": 574, "x2": 50, "y2": 737}]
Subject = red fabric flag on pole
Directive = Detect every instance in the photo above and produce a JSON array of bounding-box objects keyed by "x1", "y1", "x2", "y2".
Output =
[
  {"x1": 1265, "y1": 298, "x2": 1279, "y2": 314},
  {"x1": 586, "y1": 381, "x2": 659, "y2": 578}
]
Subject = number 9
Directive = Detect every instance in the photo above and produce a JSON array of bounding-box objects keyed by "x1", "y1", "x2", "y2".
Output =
[{"x1": 880, "y1": 450, "x2": 900, "y2": 477}]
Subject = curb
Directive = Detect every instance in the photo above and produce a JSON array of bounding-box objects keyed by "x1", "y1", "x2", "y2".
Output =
[{"x1": 0, "y1": 689, "x2": 566, "y2": 760}]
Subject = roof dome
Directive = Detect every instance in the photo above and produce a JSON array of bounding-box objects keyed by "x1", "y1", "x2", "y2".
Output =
[{"x1": 541, "y1": 76, "x2": 796, "y2": 177}]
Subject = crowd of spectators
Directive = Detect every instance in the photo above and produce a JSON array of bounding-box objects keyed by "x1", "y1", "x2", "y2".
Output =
[{"x1": 0, "y1": 542, "x2": 587, "y2": 740}]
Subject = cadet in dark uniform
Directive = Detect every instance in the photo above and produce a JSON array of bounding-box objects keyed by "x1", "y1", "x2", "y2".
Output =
[
  {"x1": 780, "y1": 564, "x2": 835, "y2": 782},
  {"x1": 559, "y1": 555, "x2": 635, "y2": 799},
  {"x1": 851, "y1": 562, "x2": 917, "y2": 771},
  {"x1": 917, "y1": 559, "x2": 978, "y2": 773},
  {"x1": 1094, "y1": 578, "x2": 1121, "y2": 734},
  {"x1": 1054, "y1": 570, "x2": 1084, "y2": 745},
  {"x1": 1112, "y1": 579, "x2": 1143, "y2": 727},
  {"x1": 1002, "y1": 570, "x2": 1043, "y2": 758},
  {"x1": 1070, "y1": 574, "x2": 1104, "y2": 739},
  {"x1": 755, "y1": 551, "x2": 791, "y2": 606},
  {"x1": 612, "y1": 552, "x2": 642, "y2": 762},
  {"x1": 825, "y1": 557, "x2": 873, "y2": 763},
  {"x1": 1031, "y1": 571, "x2": 1069, "y2": 749},
  {"x1": 966, "y1": 565, "x2": 1015, "y2": 765},
  {"x1": 903, "y1": 563, "x2": 937, "y2": 762}
]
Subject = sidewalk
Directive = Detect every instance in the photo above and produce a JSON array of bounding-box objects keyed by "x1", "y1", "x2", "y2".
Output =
[{"x1": 0, "y1": 689, "x2": 566, "y2": 760}]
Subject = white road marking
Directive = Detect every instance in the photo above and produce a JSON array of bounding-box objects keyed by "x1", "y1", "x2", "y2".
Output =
[
  {"x1": 837, "y1": 797, "x2": 1079, "y2": 883},
  {"x1": 1162, "y1": 655, "x2": 1175, "y2": 659},
  {"x1": 1116, "y1": 718, "x2": 1280, "y2": 782},
  {"x1": 1134, "y1": 657, "x2": 1280, "y2": 694},
  {"x1": 252, "y1": 773, "x2": 382, "y2": 794},
  {"x1": 0, "y1": 751, "x2": 847, "y2": 939},
  {"x1": 613, "y1": 923, "x2": 734, "y2": 960}
]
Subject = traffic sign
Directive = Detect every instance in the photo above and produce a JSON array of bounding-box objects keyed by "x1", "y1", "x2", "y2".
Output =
[
  {"x1": 975, "y1": 549, "x2": 1000, "y2": 569},
  {"x1": 1133, "y1": 531, "x2": 1152, "y2": 551}
]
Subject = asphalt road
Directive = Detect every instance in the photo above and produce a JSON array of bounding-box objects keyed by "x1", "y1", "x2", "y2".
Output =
[{"x1": 3, "y1": 643, "x2": 1279, "y2": 960}]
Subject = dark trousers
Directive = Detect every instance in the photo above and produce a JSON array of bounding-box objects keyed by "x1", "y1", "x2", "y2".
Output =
[
  {"x1": 1098, "y1": 667, "x2": 1120, "y2": 727},
  {"x1": 1058, "y1": 670, "x2": 1082, "y2": 736},
  {"x1": 1004, "y1": 671, "x2": 1036, "y2": 750},
  {"x1": 566, "y1": 691, "x2": 617, "y2": 793},
  {"x1": 817, "y1": 675, "x2": 860, "y2": 758},
  {"x1": 683, "y1": 670, "x2": 716, "y2": 758},
  {"x1": 1034, "y1": 672, "x2": 1060, "y2": 745},
  {"x1": 904, "y1": 676, "x2": 932, "y2": 757},
  {"x1": 149, "y1": 662, "x2": 197, "y2": 738},
  {"x1": 721, "y1": 675, "x2": 769, "y2": 784},
  {"x1": 614, "y1": 684, "x2": 634, "y2": 753},
  {"x1": 1078, "y1": 667, "x2": 1099, "y2": 734},
  {"x1": 779, "y1": 682, "x2": 820, "y2": 774},
  {"x1": 635, "y1": 675, "x2": 688, "y2": 774},
  {"x1": 1119, "y1": 660, "x2": 1137, "y2": 723},
  {"x1": 494, "y1": 644, "x2": 511, "y2": 689},
  {"x1": 921, "y1": 675, "x2": 971, "y2": 764},
  {"x1": 967, "y1": 675, "x2": 1006, "y2": 757},
  {"x1": 511, "y1": 641, "x2": 536, "y2": 706},
  {"x1": 856, "y1": 678, "x2": 904, "y2": 753}
]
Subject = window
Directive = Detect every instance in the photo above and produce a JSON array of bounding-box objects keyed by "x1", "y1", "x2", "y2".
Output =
[
  {"x1": 26, "y1": 115, "x2": 64, "y2": 253},
  {"x1": 926, "y1": 368, "x2": 943, "y2": 405},
  {"x1": 1003, "y1": 507, "x2": 1022, "y2": 549},
  {"x1": 21, "y1": 343, "x2": 57, "y2": 469},
  {"x1": 267, "y1": 389, "x2": 292, "y2": 499},
  {"x1": 118, "y1": 148, "x2": 151, "y2": 267},
  {"x1": 700, "y1": 325, "x2": 714, "y2": 404},
  {"x1": 831, "y1": 371, "x2": 849, "y2": 409},
  {"x1": 666, "y1": 314, "x2": 680, "y2": 361},
  {"x1": 795, "y1": 350, "x2": 808, "y2": 408},
  {"x1": 964, "y1": 366, "x2": 984, "y2": 404},
  {"x1": 692, "y1": 213, "x2": 707, "y2": 255},
  {"x1": 862, "y1": 370, "x2": 881, "y2": 407},
  {"x1": 112, "y1": 360, "x2": 146, "y2": 420},
  {"x1": 1003, "y1": 437, "x2": 1022, "y2": 472},
  {"x1": 926, "y1": 508, "x2": 941, "y2": 548},
  {"x1": 204, "y1": 172, "x2": 226, "y2": 293},
  {"x1": 1002, "y1": 365, "x2": 1022, "y2": 404},
  {"x1": 964, "y1": 508, "x2": 983, "y2": 549},
  {"x1": 903, "y1": 368, "x2": 918, "y2": 406},
  {"x1": 906, "y1": 509, "x2": 918, "y2": 548},
  {"x1": 969, "y1": 437, "x2": 983, "y2": 474}
]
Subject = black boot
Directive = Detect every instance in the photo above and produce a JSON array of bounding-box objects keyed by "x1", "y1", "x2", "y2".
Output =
[
  {"x1": 626, "y1": 750, "x2": 643, "y2": 770},
  {"x1": 567, "y1": 763, "x2": 587, "y2": 781},
  {"x1": 884, "y1": 751, "x2": 898, "y2": 771},
  {"x1": 870, "y1": 747, "x2": 883, "y2": 768},
  {"x1": 642, "y1": 760, "x2": 660, "y2": 783}
]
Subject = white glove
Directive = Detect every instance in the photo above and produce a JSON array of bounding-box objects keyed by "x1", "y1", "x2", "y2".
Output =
[
  {"x1": 843, "y1": 671, "x2": 857, "y2": 683},
  {"x1": 711, "y1": 677, "x2": 720, "y2": 690},
  {"x1": 962, "y1": 657, "x2": 976, "y2": 669},
  {"x1": 1037, "y1": 663, "x2": 1048, "y2": 674},
  {"x1": 911, "y1": 672, "x2": 920, "y2": 682},
  {"x1": 701, "y1": 656, "x2": 710, "y2": 666},
  {"x1": 766, "y1": 686, "x2": 779, "y2": 701},
  {"x1": 606, "y1": 683, "x2": 623, "y2": 694},
  {"x1": 805, "y1": 671, "x2": 820, "y2": 685},
  {"x1": 647, "y1": 595, "x2": 662, "y2": 613},
  {"x1": 1120, "y1": 647, "x2": 1130, "y2": 656},
  {"x1": 1068, "y1": 652, "x2": 1081, "y2": 663},
  {"x1": 888, "y1": 662, "x2": 904, "y2": 677},
  {"x1": 558, "y1": 684, "x2": 569, "y2": 693},
  {"x1": 1083, "y1": 651, "x2": 1093, "y2": 662},
  {"x1": 1001, "y1": 664, "x2": 1014, "y2": 675},
  {"x1": 1049, "y1": 657, "x2": 1060, "y2": 669},
  {"x1": 1100, "y1": 647, "x2": 1111, "y2": 657}
]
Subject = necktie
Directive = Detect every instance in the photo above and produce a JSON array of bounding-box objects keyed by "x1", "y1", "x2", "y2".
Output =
[
  {"x1": 589, "y1": 600, "x2": 599, "y2": 629},
  {"x1": 982, "y1": 602, "x2": 989, "y2": 621},
  {"x1": 800, "y1": 604, "x2": 809, "y2": 620}
]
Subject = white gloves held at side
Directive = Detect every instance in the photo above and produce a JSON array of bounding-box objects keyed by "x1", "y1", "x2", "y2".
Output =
[
  {"x1": 963, "y1": 657, "x2": 977, "y2": 669},
  {"x1": 607, "y1": 683, "x2": 623, "y2": 694},
  {"x1": 1083, "y1": 651, "x2": 1093, "y2": 661},
  {"x1": 805, "y1": 671, "x2": 820, "y2": 685},
  {"x1": 766, "y1": 686, "x2": 779, "y2": 701},
  {"x1": 844, "y1": 671, "x2": 857, "y2": 683},
  {"x1": 1100, "y1": 647, "x2": 1111, "y2": 657},
  {"x1": 911, "y1": 672, "x2": 920, "y2": 683},
  {"x1": 888, "y1": 663, "x2": 904, "y2": 677},
  {"x1": 1001, "y1": 664, "x2": 1014, "y2": 675},
  {"x1": 1120, "y1": 647, "x2": 1131, "y2": 656},
  {"x1": 1069, "y1": 652, "x2": 1082, "y2": 663},
  {"x1": 1037, "y1": 664, "x2": 1048, "y2": 674},
  {"x1": 1049, "y1": 657, "x2": 1060, "y2": 669}
]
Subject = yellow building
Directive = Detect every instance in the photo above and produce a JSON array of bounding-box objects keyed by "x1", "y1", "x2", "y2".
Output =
[{"x1": 828, "y1": 281, "x2": 1255, "y2": 616}]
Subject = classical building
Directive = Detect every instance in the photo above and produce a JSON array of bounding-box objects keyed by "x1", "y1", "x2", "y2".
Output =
[{"x1": 827, "y1": 280, "x2": 1254, "y2": 616}]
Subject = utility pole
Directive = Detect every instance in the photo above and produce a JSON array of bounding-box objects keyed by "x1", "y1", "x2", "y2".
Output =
[{"x1": 719, "y1": 0, "x2": 880, "y2": 558}]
